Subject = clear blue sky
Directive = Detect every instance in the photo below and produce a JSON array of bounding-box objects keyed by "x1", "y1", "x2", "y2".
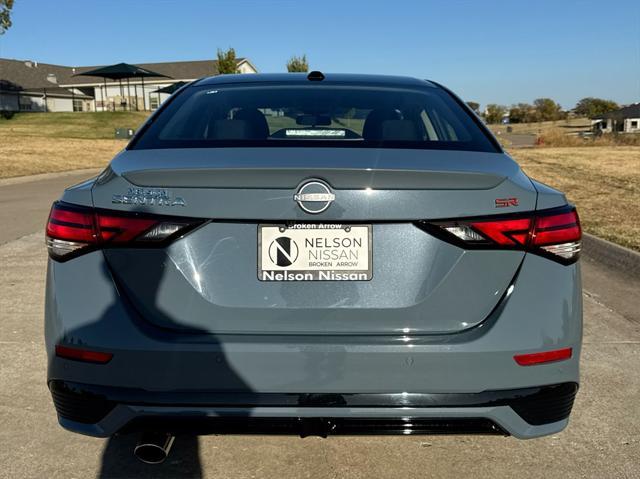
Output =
[{"x1": 1, "y1": 0, "x2": 638, "y2": 109}]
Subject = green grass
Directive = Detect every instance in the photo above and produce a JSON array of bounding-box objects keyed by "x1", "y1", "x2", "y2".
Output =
[{"x1": 0, "y1": 111, "x2": 150, "y2": 140}]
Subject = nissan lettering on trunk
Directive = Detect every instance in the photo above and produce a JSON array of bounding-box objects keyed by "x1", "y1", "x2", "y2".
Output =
[{"x1": 258, "y1": 224, "x2": 372, "y2": 281}]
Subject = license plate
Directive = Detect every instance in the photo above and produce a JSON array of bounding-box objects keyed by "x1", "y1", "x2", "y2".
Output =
[{"x1": 258, "y1": 224, "x2": 372, "y2": 281}]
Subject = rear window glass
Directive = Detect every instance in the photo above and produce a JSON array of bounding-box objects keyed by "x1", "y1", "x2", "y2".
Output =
[{"x1": 132, "y1": 84, "x2": 498, "y2": 152}]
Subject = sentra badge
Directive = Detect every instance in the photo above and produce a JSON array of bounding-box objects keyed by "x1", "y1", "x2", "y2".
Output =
[{"x1": 112, "y1": 188, "x2": 186, "y2": 207}]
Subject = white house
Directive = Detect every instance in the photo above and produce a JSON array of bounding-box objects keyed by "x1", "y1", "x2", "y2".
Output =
[
  {"x1": 0, "y1": 59, "x2": 94, "y2": 112},
  {"x1": 0, "y1": 57, "x2": 257, "y2": 113}
]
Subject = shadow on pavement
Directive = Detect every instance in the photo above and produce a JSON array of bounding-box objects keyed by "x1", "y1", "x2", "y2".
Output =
[{"x1": 98, "y1": 434, "x2": 202, "y2": 478}]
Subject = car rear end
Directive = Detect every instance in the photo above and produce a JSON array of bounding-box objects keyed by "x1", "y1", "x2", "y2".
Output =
[{"x1": 45, "y1": 73, "x2": 581, "y2": 440}]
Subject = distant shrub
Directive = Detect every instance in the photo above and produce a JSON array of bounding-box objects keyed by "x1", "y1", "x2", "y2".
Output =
[{"x1": 1, "y1": 110, "x2": 15, "y2": 120}]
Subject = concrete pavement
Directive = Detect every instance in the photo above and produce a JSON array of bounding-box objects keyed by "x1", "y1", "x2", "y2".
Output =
[
  {"x1": 500, "y1": 133, "x2": 537, "y2": 148},
  {"x1": 0, "y1": 172, "x2": 639, "y2": 478},
  {"x1": 0, "y1": 170, "x2": 100, "y2": 245}
]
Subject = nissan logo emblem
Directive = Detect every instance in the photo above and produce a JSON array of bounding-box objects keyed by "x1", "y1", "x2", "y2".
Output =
[{"x1": 293, "y1": 180, "x2": 335, "y2": 214}]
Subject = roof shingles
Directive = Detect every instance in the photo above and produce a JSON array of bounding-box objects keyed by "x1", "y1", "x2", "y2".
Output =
[{"x1": 0, "y1": 57, "x2": 250, "y2": 92}]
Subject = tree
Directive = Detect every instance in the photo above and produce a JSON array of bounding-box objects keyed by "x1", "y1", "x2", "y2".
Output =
[
  {"x1": 574, "y1": 97, "x2": 619, "y2": 118},
  {"x1": 533, "y1": 98, "x2": 564, "y2": 122},
  {"x1": 0, "y1": 0, "x2": 14, "y2": 35},
  {"x1": 216, "y1": 47, "x2": 238, "y2": 74},
  {"x1": 466, "y1": 101, "x2": 480, "y2": 113},
  {"x1": 508, "y1": 103, "x2": 536, "y2": 123},
  {"x1": 484, "y1": 104, "x2": 507, "y2": 124},
  {"x1": 286, "y1": 54, "x2": 309, "y2": 72}
]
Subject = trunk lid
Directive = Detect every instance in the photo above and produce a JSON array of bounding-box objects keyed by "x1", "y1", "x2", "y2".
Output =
[{"x1": 93, "y1": 148, "x2": 536, "y2": 335}]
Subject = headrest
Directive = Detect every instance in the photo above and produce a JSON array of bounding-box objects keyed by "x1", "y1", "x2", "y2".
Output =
[
  {"x1": 381, "y1": 119, "x2": 420, "y2": 141},
  {"x1": 207, "y1": 120, "x2": 250, "y2": 140},
  {"x1": 233, "y1": 108, "x2": 269, "y2": 139},
  {"x1": 362, "y1": 108, "x2": 402, "y2": 139}
]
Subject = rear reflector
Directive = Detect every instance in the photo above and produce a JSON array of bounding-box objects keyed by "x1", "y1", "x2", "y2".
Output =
[
  {"x1": 514, "y1": 348, "x2": 572, "y2": 366},
  {"x1": 55, "y1": 345, "x2": 113, "y2": 364},
  {"x1": 426, "y1": 206, "x2": 581, "y2": 264},
  {"x1": 46, "y1": 202, "x2": 203, "y2": 261}
]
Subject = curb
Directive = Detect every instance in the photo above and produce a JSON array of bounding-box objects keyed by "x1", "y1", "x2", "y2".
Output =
[
  {"x1": 0, "y1": 168, "x2": 102, "y2": 187},
  {"x1": 582, "y1": 233, "x2": 640, "y2": 278}
]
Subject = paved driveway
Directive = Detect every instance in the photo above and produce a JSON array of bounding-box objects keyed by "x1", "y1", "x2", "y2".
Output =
[
  {"x1": 501, "y1": 133, "x2": 537, "y2": 148},
  {"x1": 0, "y1": 170, "x2": 100, "y2": 245}
]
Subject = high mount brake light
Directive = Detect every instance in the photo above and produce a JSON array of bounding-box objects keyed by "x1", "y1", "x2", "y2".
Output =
[
  {"x1": 424, "y1": 206, "x2": 581, "y2": 264},
  {"x1": 46, "y1": 202, "x2": 202, "y2": 261}
]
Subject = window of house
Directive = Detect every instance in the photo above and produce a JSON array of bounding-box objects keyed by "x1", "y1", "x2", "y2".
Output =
[
  {"x1": 631, "y1": 120, "x2": 639, "y2": 129},
  {"x1": 73, "y1": 99, "x2": 83, "y2": 112},
  {"x1": 18, "y1": 95, "x2": 32, "y2": 111},
  {"x1": 149, "y1": 96, "x2": 160, "y2": 110}
]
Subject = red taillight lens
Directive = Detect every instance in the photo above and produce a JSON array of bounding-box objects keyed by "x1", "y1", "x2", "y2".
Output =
[
  {"x1": 96, "y1": 215, "x2": 158, "y2": 243},
  {"x1": 471, "y1": 218, "x2": 532, "y2": 246},
  {"x1": 46, "y1": 206, "x2": 96, "y2": 243},
  {"x1": 46, "y1": 202, "x2": 201, "y2": 261},
  {"x1": 531, "y1": 208, "x2": 581, "y2": 261},
  {"x1": 55, "y1": 344, "x2": 113, "y2": 364},
  {"x1": 514, "y1": 347, "x2": 572, "y2": 366},
  {"x1": 429, "y1": 206, "x2": 581, "y2": 264},
  {"x1": 532, "y1": 210, "x2": 581, "y2": 246}
]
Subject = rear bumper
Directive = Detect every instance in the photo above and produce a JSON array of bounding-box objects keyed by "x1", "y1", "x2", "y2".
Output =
[
  {"x1": 45, "y1": 251, "x2": 583, "y2": 439},
  {"x1": 50, "y1": 380, "x2": 578, "y2": 439}
]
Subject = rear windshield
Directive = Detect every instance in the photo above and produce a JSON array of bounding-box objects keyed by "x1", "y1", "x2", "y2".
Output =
[{"x1": 132, "y1": 83, "x2": 498, "y2": 152}]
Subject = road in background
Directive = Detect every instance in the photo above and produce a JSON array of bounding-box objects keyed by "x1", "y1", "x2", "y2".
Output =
[
  {"x1": 0, "y1": 172, "x2": 639, "y2": 478},
  {"x1": 0, "y1": 170, "x2": 100, "y2": 245},
  {"x1": 501, "y1": 133, "x2": 537, "y2": 148}
]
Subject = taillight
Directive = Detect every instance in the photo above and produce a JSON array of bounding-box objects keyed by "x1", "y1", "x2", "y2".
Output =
[
  {"x1": 423, "y1": 206, "x2": 581, "y2": 264},
  {"x1": 470, "y1": 217, "x2": 532, "y2": 246},
  {"x1": 46, "y1": 202, "x2": 202, "y2": 261},
  {"x1": 531, "y1": 210, "x2": 581, "y2": 260}
]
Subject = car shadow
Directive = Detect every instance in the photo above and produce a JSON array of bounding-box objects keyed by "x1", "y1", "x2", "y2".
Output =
[
  {"x1": 47, "y1": 247, "x2": 254, "y2": 477},
  {"x1": 98, "y1": 434, "x2": 202, "y2": 479}
]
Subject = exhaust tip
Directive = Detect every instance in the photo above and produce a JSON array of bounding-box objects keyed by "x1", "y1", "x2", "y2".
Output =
[{"x1": 134, "y1": 433, "x2": 175, "y2": 464}]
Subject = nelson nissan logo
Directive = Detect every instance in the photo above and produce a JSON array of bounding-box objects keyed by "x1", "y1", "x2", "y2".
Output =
[
  {"x1": 268, "y1": 237, "x2": 299, "y2": 266},
  {"x1": 294, "y1": 180, "x2": 335, "y2": 214}
]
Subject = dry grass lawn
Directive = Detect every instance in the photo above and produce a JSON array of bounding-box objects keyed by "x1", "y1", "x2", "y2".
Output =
[
  {"x1": 0, "y1": 111, "x2": 149, "y2": 139},
  {"x1": 0, "y1": 112, "x2": 144, "y2": 178},
  {"x1": 491, "y1": 117, "x2": 591, "y2": 136},
  {"x1": 510, "y1": 146, "x2": 640, "y2": 251},
  {"x1": 0, "y1": 136, "x2": 123, "y2": 178}
]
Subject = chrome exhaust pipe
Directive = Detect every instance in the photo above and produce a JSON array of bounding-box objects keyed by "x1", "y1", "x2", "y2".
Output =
[{"x1": 133, "y1": 432, "x2": 175, "y2": 464}]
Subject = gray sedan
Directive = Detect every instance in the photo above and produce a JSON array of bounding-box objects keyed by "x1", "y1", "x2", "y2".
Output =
[{"x1": 45, "y1": 72, "x2": 582, "y2": 463}]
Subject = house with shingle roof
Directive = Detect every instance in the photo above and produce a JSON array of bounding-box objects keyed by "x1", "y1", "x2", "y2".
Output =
[
  {"x1": 0, "y1": 57, "x2": 257, "y2": 112},
  {"x1": 592, "y1": 103, "x2": 640, "y2": 134}
]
